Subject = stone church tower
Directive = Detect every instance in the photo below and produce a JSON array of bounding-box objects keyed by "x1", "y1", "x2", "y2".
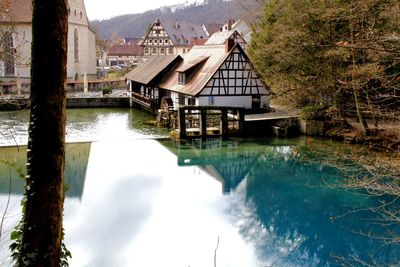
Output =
[{"x1": 0, "y1": 0, "x2": 97, "y2": 81}]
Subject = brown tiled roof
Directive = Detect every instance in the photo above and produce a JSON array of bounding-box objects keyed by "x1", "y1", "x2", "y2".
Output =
[
  {"x1": 157, "y1": 20, "x2": 208, "y2": 47},
  {"x1": 1, "y1": 0, "x2": 33, "y2": 23},
  {"x1": 107, "y1": 44, "x2": 143, "y2": 56},
  {"x1": 202, "y1": 23, "x2": 223, "y2": 36},
  {"x1": 125, "y1": 55, "x2": 182, "y2": 85},
  {"x1": 191, "y1": 38, "x2": 208, "y2": 46},
  {"x1": 159, "y1": 45, "x2": 229, "y2": 96}
]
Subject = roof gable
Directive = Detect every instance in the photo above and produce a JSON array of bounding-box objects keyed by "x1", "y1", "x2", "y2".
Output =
[
  {"x1": 159, "y1": 45, "x2": 230, "y2": 96},
  {"x1": 143, "y1": 19, "x2": 207, "y2": 47},
  {"x1": 160, "y1": 44, "x2": 270, "y2": 97}
]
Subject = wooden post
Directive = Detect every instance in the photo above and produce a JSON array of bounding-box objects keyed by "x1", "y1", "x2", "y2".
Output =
[
  {"x1": 221, "y1": 109, "x2": 228, "y2": 136},
  {"x1": 238, "y1": 108, "x2": 245, "y2": 135},
  {"x1": 201, "y1": 108, "x2": 207, "y2": 137},
  {"x1": 179, "y1": 107, "x2": 186, "y2": 139}
]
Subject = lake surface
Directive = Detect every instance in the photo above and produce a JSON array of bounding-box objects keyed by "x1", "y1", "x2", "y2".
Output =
[{"x1": 0, "y1": 109, "x2": 398, "y2": 266}]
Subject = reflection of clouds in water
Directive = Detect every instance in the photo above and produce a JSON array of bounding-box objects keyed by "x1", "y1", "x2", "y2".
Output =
[
  {"x1": 226, "y1": 180, "x2": 321, "y2": 267},
  {"x1": 64, "y1": 140, "x2": 260, "y2": 267},
  {"x1": 64, "y1": 175, "x2": 160, "y2": 267}
]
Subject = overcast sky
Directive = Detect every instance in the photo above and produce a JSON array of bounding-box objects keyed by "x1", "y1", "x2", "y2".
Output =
[{"x1": 84, "y1": 0, "x2": 198, "y2": 20}]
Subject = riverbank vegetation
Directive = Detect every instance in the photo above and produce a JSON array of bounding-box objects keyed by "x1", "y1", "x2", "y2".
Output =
[
  {"x1": 249, "y1": 0, "x2": 400, "y2": 149},
  {"x1": 248, "y1": 1, "x2": 400, "y2": 264}
]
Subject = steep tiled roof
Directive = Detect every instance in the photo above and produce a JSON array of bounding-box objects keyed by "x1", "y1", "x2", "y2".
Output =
[
  {"x1": 125, "y1": 37, "x2": 143, "y2": 45},
  {"x1": 161, "y1": 20, "x2": 208, "y2": 47},
  {"x1": 205, "y1": 30, "x2": 242, "y2": 45},
  {"x1": 206, "y1": 20, "x2": 252, "y2": 45},
  {"x1": 107, "y1": 44, "x2": 143, "y2": 56},
  {"x1": 125, "y1": 55, "x2": 182, "y2": 85},
  {"x1": 202, "y1": 23, "x2": 223, "y2": 36},
  {"x1": 159, "y1": 45, "x2": 230, "y2": 96},
  {"x1": 191, "y1": 37, "x2": 208, "y2": 46}
]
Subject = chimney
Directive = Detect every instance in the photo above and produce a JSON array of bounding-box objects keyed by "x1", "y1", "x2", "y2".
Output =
[
  {"x1": 225, "y1": 38, "x2": 235, "y2": 53},
  {"x1": 225, "y1": 19, "x2": 233, "y2": 31}
]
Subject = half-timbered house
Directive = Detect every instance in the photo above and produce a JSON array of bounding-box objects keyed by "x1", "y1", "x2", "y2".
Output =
[
  {"x1": 160, "y1": 41, "x2": 270, "y2": 111},
  {"x1": 141, "y1": 18, "x2": 208, "y2": 57},
  {"x1": 126, "y1": 39, "x2": 270, "y2": 114}
]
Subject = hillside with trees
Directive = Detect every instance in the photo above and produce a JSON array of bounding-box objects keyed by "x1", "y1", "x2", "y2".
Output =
[{"x1": 91, "y1": 0, "x2": 261, "y2": 39}]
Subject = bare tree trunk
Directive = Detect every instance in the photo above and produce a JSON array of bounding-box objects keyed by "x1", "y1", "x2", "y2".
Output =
[
  {"x1": 18, "y1": 0, "x2": 68, "y2": 266},
  {"x1": 351, "y1": 29, "x2": 369, "y2": 134}
]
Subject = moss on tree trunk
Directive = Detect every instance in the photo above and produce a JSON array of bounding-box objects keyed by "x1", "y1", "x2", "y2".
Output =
[{"x1": 18, "y1": 0, "x2": 69, "y2": 266}]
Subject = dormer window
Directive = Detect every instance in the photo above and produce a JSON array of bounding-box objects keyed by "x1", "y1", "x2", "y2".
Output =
[
  {"x1": 178, "y1": 72, "x2": 186, "y2": 84},
  {"x1": 176, "y1": 56, "x2": 209, "y2": 86}
]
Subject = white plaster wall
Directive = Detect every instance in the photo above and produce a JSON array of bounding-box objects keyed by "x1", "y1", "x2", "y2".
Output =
[
  {"x1": 67, "y1": 24, "x2": 96, "y2": 80},
  {"x1": 198, "y1": 95, "x2": 252, "y2": 108}
]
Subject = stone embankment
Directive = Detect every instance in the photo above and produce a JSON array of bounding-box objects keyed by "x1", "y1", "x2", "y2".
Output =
[{"x1": 0, "y1": 90, "x2": 130, "y2": 110}]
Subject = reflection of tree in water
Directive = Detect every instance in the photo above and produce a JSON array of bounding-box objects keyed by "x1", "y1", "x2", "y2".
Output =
[{"x1": 237, "y1": 146, "x2": 399, "y2": 266}]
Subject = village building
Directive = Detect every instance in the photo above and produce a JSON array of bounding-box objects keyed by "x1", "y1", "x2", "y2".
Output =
[
  {"x1": 106, "y1": 43, "x2": 144, "y2": 67},
  {"x1": 126, "y1": 40, "x2": 270, "y2": 113},
  {"x1": 160, "y1": 41, "x2": 270, "y2": 110},
  {"x1": 141, "y1": 18, "x2": 208, "y2": 57},
  {"x1": 0, "y1": 0, "x2": 96, "y2": 82},
  {"x1": 205, "y1": 19, "x2": 251, "y2": 50}
]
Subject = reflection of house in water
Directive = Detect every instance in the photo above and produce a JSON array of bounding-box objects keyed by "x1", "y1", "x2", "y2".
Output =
[
  {"x1": 0, "y1": 143, "x2": 91, "y2": 198},
  {"x1": 160, "y1": 138, "x2": 261, "y2": 193}
]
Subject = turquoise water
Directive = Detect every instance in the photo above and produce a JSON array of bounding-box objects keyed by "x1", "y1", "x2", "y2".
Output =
[{"x1": 0, "y1": 109, "x2": 398, "y2": 266}]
